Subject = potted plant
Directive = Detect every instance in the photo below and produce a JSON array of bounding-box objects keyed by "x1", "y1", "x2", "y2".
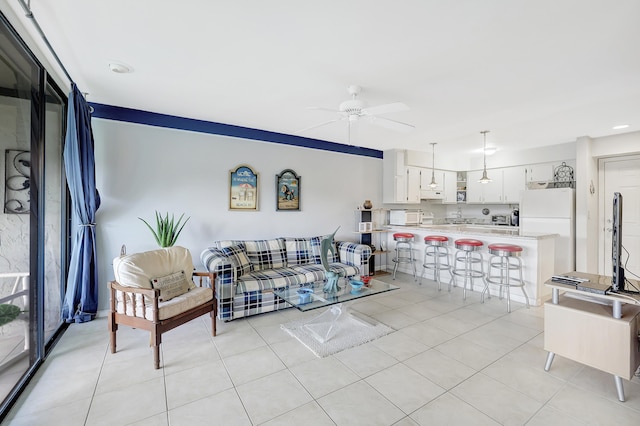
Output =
[{"x1": 139, "y1": 211, "x2": 190, "y2": 247}]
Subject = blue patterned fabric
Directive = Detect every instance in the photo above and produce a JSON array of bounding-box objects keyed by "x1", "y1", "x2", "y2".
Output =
[
  {"x1": 310, "y1": 236, "x2": 340, "y2": 264},
  {"x1": 201, "y1": 237, "x2": 371, "y2": 321},
  {"x1": 221, "y1": 244, "x2": 254, "y2": 277},
  {"x1": 284, "y1": 237, "x2": 314, "y2": 265}
]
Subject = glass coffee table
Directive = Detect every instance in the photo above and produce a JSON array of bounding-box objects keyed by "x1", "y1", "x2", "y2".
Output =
[
  {"x1": 274, "y1": 278, "x2": 399, "y2": 311},
  {"x1": 275, "y1": 278, "x2": 399, "y2": 343}
]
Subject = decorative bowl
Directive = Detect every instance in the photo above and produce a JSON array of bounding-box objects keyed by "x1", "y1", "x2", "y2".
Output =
[
  {"x1": 350, "y1": 280, "x2": 364, "y2": 294},
  {"x1": 297, "y1": 288, "x2": 313, "y2": 304}
]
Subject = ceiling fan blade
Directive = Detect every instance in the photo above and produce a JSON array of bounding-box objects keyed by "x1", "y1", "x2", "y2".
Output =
[
  {"x1": 361, "y1": 102, "x2": 409, "y2": 116},
  {"x1": 297, "y1": 118, "x2": 342, "y2": 134},
  {"x1": 368, "y1": 116, "x2": 415, "y2": 133}
]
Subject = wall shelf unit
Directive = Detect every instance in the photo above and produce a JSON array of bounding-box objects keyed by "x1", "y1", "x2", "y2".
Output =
[{"x1": 355, "y1": 208, "x2": 390, "y2": 276}]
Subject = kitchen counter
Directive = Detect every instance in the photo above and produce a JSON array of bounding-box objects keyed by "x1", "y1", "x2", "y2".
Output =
[
  {"x1": 411, "y1": 224, "x2": 557, "y2": 239},
  {"x1": 381, "y1": 224, "x2": 557, "y2": 306}
]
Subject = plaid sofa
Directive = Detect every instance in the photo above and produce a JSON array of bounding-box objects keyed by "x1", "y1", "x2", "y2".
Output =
[{"x1": 200, "y1": 236, "x2": 371, "y2": 320}]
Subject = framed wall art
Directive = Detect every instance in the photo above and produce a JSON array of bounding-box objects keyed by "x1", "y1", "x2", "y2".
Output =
[
  {"x1": 229, "y1": 164, "x2": 258, "y2": 210},
  {"x1": 4, "y1": 150, "x2": 30, "y2": 214},
  {"x1": 276, "y1": 169, "x2": 300, "y2": 211}
]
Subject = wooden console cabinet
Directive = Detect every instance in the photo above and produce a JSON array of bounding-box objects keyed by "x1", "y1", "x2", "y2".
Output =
[{"x1": 543, "y1": 272, "x2": 640, "y2": 402}]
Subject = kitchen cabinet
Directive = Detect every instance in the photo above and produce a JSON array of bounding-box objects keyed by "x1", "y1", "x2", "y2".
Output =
[
  {"x1": 502, "y1": 166, "x2": 526, "y2": 203},
  {"x1": 525, "y1": 164, "x2": 554, "y2": 183},
  {"x1": 406, "y1": 167, "x2": 421, "y2": 203},
  {"x1": 443, "y1": 171, "x2": 458, "y2": 204},
  {"x1": 383, "y1": 150, "x2": 421, "y2": 204},
  {"x1": 456, "y1": 172, "x2": 467, "y2": 203},
  {"x1": 467, "y1": 167, "x2": 524, "y2": 204},
  {"x1": 466, "y1": 170, "x2": 503, "y2": 203}
]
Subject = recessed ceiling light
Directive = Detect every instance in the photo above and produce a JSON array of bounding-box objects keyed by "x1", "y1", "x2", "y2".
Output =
[
  {"x1": 108, "y1": 62, "x2": 133, "y2": 73},
  {"x1": 484, "y1": 147, "x2": 497, "y2": 156},
  {"x1": 612, "y1": 124, "x2": 629, "y2": 130}
]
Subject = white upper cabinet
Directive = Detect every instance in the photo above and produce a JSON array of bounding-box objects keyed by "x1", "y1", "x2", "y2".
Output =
[
  {"x1": 383, "y1": 150, "x2": 421, "y2": 204},
  {"x1": 466, "y1": 170, "x2": 503, "y2": 203},
  {"x1": 525, "y1": 164, "x2": 554, "y2": 182},
  {"x1": 466, "y1": 167, "x2": 524, "y2": 204},
  {"x1": 407, "y1": 167, "x2": 422, "y2": 203},
  {"x1": 502, "y1": 166, "x2": 526, "y2": 203},
  {"x1": 442, "y1": 170, "x2": 457, "y2": 204}
]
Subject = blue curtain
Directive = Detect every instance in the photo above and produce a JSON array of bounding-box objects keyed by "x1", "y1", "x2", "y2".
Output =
[{"x1": 61, "y1": 84, "x2": 101, "y2": 323}]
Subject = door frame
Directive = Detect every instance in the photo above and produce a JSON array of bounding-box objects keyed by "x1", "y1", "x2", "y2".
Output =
[{"x1": 597, "y1": 154, "x2": 640, "y2": 274}]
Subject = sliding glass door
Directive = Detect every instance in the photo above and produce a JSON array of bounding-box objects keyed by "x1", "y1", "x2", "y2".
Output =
[{"x1": 0, "y1": 12, "x2": 68, "y2": 417}]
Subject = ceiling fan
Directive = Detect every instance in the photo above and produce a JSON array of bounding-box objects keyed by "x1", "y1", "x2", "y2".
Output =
[{"x1": 299, "y1": 85, "x2": 414, "y2": 143}]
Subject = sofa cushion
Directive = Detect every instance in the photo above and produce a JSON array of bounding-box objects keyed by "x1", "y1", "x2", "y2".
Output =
[
  {"x1": 151, "y1": 270, "x2": 191, "y2": 302},
  {"x1": 284, "y1": 237, "x2": 314, "y2": 265},
  {"x1": 236, "y1": 267, "x2": 306, "y2": 294},
  {"x1": 290, "y1": 263, "x2": 359, "y2": 283},
  {"x1": 243, "y1": 238, "x2": 287, "y2": 271},
  {"x1": 310, "y1": 236, "x2": 339, "y2": 265},
  {"x1": 113, "y1": 246, "x2": 195, "y2": 290},
  {"x1": 221, "y1": 243, "x2": 254, "y2": 277}
]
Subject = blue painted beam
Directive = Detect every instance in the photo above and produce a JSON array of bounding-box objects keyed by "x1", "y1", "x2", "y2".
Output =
[{"x1": 89, "y1": 103, "x2": 383, "y2": 159}]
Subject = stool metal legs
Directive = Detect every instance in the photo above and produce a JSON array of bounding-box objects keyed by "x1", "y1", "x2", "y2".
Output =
[
  {"x1": 450, "y1": 250, "x2": 486, "y2": 300},
  {"x1": 420, "y1": 245, "x2": 451, "y2": 290},
  {"x1": 392, "y1": 241, "x2": 417, "y2": 280},
  {"x1": 482, "y1": 255, "x2": 530, "y2": 312}
]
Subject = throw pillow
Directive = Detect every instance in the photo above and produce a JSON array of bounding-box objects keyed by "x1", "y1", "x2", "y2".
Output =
[
  {"x1": 311, "y1": 236, "x2": 339, "y2": 264},
  {"x1": 221, "y1": 244, "x2": 254, "y2": 277},
  {"x1": 150, "y1": 270, "x2": 191, "y2": 302}
]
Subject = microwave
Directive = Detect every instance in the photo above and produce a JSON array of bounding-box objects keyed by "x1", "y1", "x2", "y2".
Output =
[{"x1": 389, "y1": 210, "x2": 421, "y2": 226}]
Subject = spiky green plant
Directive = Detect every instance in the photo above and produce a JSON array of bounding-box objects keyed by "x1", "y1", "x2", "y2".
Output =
[{"x1": 138, "y1": 211, "x2": 190, "y2": 247}]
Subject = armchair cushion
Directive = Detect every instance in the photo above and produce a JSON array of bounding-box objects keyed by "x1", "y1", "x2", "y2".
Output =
[
  {"x1": 151, "y1": 270, "x2": 191, "y2": 302},
  {"x1": 113, "y1": 246, "x2": 195, "y2": 290}
]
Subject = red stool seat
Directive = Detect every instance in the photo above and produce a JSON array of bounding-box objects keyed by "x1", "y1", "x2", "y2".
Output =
[
  {"x1": 488, "y1": 243, "x2": 522, "y2": 256},
  {"x1": 455, "y1": 239, "x2": 483, "y2": 251},
  {"x1": 394, "y1": 232, "x2": 415, "y2": 240},
  {"x1": 425, "y1": 235, "x2": 448, "y2": 243}
]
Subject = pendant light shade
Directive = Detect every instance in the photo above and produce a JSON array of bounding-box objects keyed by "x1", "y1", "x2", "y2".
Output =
[
  {"x1": 478, "y1": 130, "x2": 492, "y2": 184},
  {"x1": 429, "y1": 142, "x2": 438, "y2": 188}
]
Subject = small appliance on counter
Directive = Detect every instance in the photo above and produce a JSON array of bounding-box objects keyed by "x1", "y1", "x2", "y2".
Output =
[
  {"x1": 491, "y1": 215, "x2": 509, "y2": 225},
  {"x1": 421, "y1": 211, "x2": 434, "y2": 226},
  {"x1": 389, "y1": 209, "x2": 421, "y2": 226},
  {"x1": 511, "y1": 208, "x2": 519, "y2": 226}
]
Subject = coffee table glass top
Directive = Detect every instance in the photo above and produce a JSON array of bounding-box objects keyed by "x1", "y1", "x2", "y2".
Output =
[{"x1": 274, "y1": 279, "x2": 399, "y2": 312}]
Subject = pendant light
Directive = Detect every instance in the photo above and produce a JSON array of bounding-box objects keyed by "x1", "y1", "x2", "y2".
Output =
[
  {"x1": 478, "y1": 130, "x2": 492, "y2": 184},
  {"x1": 429, "y1": 142, "x2": 438, "y2": 188}
]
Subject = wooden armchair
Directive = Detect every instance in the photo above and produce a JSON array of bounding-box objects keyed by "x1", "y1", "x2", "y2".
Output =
[{"x1": 108, "y1": 246, "x2": 216, "y2": 369}]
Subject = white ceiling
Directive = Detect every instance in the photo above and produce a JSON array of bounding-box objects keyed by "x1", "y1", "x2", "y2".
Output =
[{"x1": 6, "y1": 0, "x2": 640, "y2": 160}]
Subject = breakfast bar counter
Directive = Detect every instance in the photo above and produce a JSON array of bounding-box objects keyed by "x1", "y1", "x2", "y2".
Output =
[{"x1": 382, "y1": 225, "x2": 557, "y2": 306}]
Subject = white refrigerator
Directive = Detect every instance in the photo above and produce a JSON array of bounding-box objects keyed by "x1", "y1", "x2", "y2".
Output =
[{"x1": 519, "y1": 187, "x2": 575, "y2": 274}]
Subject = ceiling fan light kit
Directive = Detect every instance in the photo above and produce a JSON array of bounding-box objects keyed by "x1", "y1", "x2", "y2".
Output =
[
  {"x1": 300, "y1": 85, "x2": 415, "y2": 142},
  {"x1": 478, "y1": 130, "x2": 492, "y2": 184}
]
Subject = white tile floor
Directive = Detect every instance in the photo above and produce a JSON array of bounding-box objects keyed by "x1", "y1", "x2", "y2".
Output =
[{"x1": 4, "y1": 273, "x2": 640, "y2": 425}]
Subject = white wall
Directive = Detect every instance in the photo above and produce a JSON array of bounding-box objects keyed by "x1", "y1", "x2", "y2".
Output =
[{"x1": 93, "y1": 119, "x2": 383, "y2": 311}]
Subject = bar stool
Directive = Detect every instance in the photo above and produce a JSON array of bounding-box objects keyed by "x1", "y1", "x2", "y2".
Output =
[
  {"x1": 482, "y1": 243, "x2": 530, "y2": 312},
  {"x1": 392, "y1": 232, "x2": 417, "y2": 280},
  {"x1": 449, "y1": 239, "x2": 486, "y2": 299},
  {"x1": 420, "y1": 235, "x2": 451, "y2": 290}
]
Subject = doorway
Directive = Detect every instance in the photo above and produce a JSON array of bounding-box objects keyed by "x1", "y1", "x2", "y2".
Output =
[{"x1": 598, "y1": 155, "x2": 640, "y2": 289}]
